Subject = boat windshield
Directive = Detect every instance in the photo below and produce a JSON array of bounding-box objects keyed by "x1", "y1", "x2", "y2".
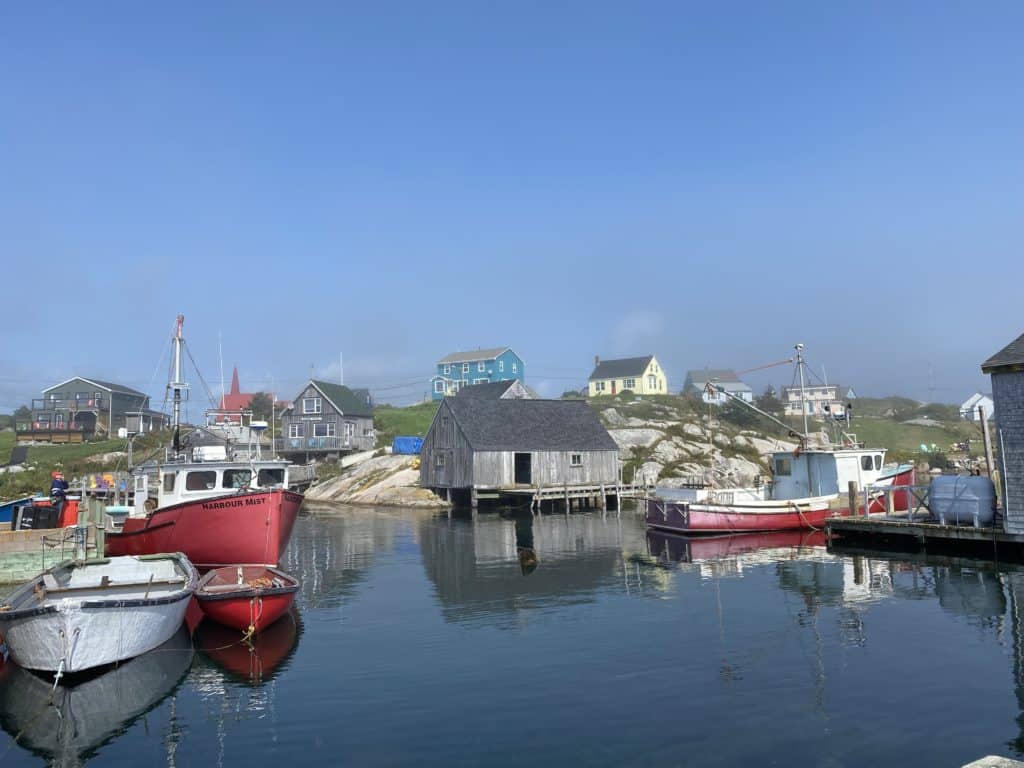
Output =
[{"x1": 258, "y1": 468, "x2": 285, "y2": 487}]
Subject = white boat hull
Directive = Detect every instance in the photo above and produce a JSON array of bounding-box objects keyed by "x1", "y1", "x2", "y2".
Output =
[{"x1": 0, "y1": 554, "x2": 197, "y2": 673}]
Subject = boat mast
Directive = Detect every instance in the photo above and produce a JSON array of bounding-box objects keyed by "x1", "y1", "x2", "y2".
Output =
[
  {"x1": 795, "y1": 343, "x2": 810, "y2": 438},
  {"x1": 171, "y1": 314, "x2": 186, "y2": 454}
]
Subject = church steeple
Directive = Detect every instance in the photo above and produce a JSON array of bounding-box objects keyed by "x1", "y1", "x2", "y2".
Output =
[{"x1": 230, "y1": 366, "x2": 240, "y2": 395}]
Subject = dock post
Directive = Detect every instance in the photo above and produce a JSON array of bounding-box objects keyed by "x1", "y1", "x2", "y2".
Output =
[
  {"x1": 471, "y1": 488, "x2": 478, "y2": 512},
  {"x1": 980, "y1": 404, "x2": 996, "y2": 479},
  {"x1": 848, "y1": 481, "x2": 859, "y2": 517},
  {"x1": 601, "y1": 484, "x2": 607, "y2": 513},
  {"x1": 564, "y1": 484, "x2": 570, "y2": 515}
]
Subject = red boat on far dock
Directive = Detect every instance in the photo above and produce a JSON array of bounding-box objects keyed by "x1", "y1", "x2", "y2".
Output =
[{"x1": 196, "y1": 566, "x2": 300, "y2": 634}]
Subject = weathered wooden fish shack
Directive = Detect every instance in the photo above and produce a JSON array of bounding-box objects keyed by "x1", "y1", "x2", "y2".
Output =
[{"x1": 420, "y1": 397, "x2": 621, "y2": 511}]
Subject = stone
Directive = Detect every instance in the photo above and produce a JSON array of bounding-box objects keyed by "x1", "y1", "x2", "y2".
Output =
[{"x1": 608, "y1": 428, "x2": 665, "y2": 450}]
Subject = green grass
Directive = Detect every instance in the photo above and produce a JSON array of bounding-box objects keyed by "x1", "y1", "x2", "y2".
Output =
[
  {"x1": 374, "y1": 402, "x2": 439, "y2": 448},
  {"x1": 841, "y1": 416, "x2": 977, "y2": 462},
  {"x1": 0, "y1": 436, "x2": 134, "y2": 499}
]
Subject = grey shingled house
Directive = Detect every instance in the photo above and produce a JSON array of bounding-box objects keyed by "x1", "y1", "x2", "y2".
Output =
[
  {"x1": 982, "y1": 332, "x2": 1024, "y2": 533},
  {"x1": 277, "y1": 379, "x2": 375, "y2": 460},
  {"x1": 420, "y1": 398, "x2": 620, "y2": 507}
]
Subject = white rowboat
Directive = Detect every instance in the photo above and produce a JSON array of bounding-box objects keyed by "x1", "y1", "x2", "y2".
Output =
[{"x1": 0, "y1": 553, "x2": 197, "y2": 674}]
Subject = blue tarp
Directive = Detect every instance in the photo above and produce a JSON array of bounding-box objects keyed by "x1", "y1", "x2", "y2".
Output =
[{"x1": 392, "y1": 436, "x2": 424, "y2": 455}]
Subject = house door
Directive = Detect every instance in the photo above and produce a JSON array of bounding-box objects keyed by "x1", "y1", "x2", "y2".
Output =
[
  {"x1": 514, "y1": 453, "x2": 532, "y2": 485},
  {"x1": 611, "y1": 380, "x2": 617, "y2": 395}
]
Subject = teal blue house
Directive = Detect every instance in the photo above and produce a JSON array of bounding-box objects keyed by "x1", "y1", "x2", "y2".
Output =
[{"x1": 431, "y1": 347, "x2": 525, "y2": 400}]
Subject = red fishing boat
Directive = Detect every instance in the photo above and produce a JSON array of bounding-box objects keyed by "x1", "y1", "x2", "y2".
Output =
[
  {"x1": 195, "y1": 565, "x2": 300, "y2": 634},
  {"x1": 104, "y1": 315, "x2": 304, "y2": 568}
]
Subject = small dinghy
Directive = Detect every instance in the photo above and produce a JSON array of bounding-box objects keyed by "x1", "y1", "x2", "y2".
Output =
[
  {"x1": 0, "y1": 553, "x2": 197, "y2": 674},
  {"x1": 195, "y1": 566, "x2": 299, "y2": 635}
]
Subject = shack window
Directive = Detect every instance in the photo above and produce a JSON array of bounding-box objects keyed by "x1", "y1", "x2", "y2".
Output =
[
  {"x1": 775, "y1": 457, "x2": 792, "y2": 476},
  {"x1": 288, "y1": 422, "x2": 304, "y2": 438},
  {"x1": 162, "y1": 473, "x2": 176, "y2": 493},
  {"x1": 861, "y1": 456, "x2": 873, "y2": 471},
  {"x1": 874, "y1": 455, "x2": 882, "y2": 470},
  {"x1": 186, "y1": 471, "x2": 217, "y2": 491},
  {"x1": 223, "y1": 469, "x2": 252, "y2": 488},
  {"x1": 303, "y1": 397, "x2": 322, "y2": 414},
  {"x1": 570, "y1": 454, "x2": 582, "y2": 466},
  {"x1": 258, "y1": 468, "x2": 285, "y2": 486},
  {"x1": 435, "y1": 454, "x2": 445, "y2": 468}
]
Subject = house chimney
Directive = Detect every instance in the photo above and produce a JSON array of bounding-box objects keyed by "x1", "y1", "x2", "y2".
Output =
[{"x1": 594, "y1": 355, "x2": 600, "y2": 368}]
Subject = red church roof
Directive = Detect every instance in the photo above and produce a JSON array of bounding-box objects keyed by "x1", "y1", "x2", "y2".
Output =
[{"x1": 219, "y1": 366, "x2": 257, "y2": 411}]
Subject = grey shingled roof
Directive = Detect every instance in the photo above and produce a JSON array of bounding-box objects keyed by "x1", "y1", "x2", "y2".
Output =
[
  {"x1": 455, "y1": 380, "x2": 537, "y2": 400},
  {"x1": 438, "y1": 347, "x2": 510, "y2": 364},
  {"x1": 310, "y1": 380, "x2": 374, "y2": 417},
  {"x1": 43, "y1": 377, "x2": 147, "y2": 397},
  {"x1": 446, "y1": 398, "x2": 617, "y2": 451},
  {"x1": 982, "y1": 332, "x2": 1024, "y2": 373},
  {"x1": 588, "y1": 356, "x2": 653, "y2": 380}
]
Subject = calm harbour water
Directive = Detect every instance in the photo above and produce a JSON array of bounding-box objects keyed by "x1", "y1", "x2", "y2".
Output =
[{"x1": 2, "y1": 504, "x2": 1024, "y2": 767}]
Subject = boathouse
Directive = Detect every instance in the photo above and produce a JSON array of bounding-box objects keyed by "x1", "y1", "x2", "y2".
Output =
[
  {"x1": 982, "y1": 332, "x2": 1024, "y2": 534},
  {"x1": 420, "y1": 398, "x2": 620, "y2": 507}
]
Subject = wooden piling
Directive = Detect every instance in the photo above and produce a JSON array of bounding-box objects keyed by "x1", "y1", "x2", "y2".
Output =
[{"x1": 848, "y1": 481, "x2": 859, "y2": 517}]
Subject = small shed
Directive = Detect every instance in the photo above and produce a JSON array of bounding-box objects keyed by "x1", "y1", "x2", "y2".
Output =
[
  {"x1": 982, "y1": 332, "x2": 1024, "y2": 533},
  {"x1": 420, "y1": 398, "x2": 620, "y2": 507}
]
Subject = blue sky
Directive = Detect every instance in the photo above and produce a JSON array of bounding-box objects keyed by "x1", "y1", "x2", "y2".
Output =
[{"x1": 2, "y1": 2, "x2": 1022, "y2": 409}]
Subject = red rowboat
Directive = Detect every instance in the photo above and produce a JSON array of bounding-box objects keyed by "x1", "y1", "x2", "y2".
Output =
[{"x1": 195, "y1": 565, "x2": 300, "y2": 634}]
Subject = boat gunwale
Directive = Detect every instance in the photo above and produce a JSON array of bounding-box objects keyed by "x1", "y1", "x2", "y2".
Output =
[{"x1": 195, "y1": 566, "x2": 299, "y2": 602}]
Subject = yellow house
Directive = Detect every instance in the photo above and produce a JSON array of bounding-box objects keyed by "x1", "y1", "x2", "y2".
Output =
[{"x1": 588, "y1": 355, "x2": 667, "y2": 397}]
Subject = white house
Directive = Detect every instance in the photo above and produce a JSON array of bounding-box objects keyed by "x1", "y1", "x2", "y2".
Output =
[
  {"x1": 682, "y1": 369, "x2": 753, "y2": 405},
  {"x1": 781, "y1": 384, "x2": 844, "y2": 418},
  {"x1": 960, "y1": 392, "x2": 995, "y2": 421}
]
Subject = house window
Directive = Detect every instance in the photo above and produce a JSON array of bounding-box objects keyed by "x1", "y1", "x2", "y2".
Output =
[
  {"x1": 434, "y1": 380, "x2": 445, "y2": 394},
  {"x1": 443, "y1": 364, "x2": 451, "y2": 375},
  {"x1": 288, "y1": 423, "x2": 304, "y2": 438},
  {"x1": 512, "y1": 363, "x2": 517, "y2": 373},
  {"x1": 344, "y1": 422, "x2": 355, "y2": 437},
  {"x1": 185, "y1": 471, "x2": 217, "y2": 491},
  {"x1": 623, "y1": 378, "x2": 636, "y2": 390},
  {"x1": 499, "y1": 360, "x2": 504, "y2": 372},
  {"x1": 595, "y1": 381, "x2": 605, "y2": 392},
  {"x1": 435, "y1": 454, "x2": 445, "y2": 468},
  {"x1": 314, "y1": 422, "x2": 336, "y2": 437},
  {"x1": 478, "y1": 361, "x2": 486, "y2": 372},
  {"x1": 223, "y1": 469, "x2": 252, "y2": 489},
  {"x1": 162, "y1": 473, "x2": 176, "y2": 493},
  {"x1": 774, "y1": 458, "x2": 792, "y2": 476},
  {"x1": 303, "y1": 397, "x2": 322, "y2": 414},
  {"x1": 647, "y1": 375, "x2": 656, "y2": 390},
  {"x1": 462, "y1": 363, "x2": 469, "y2": 373},
  {"x1": 474, "y1": 378, "x2": 487, "y2": 385},
  {"x1": 363, "y1": 426, "x2": 374, "y2": 436},
  {"x1": 54, "y1": 412, "x2": 65, "y2": 428},
  {"x1": 442, "y1": 416, "x2": 449, "y2": 429},
  {"x1": 570, "y1": 454, "x2": 582, "y2": 466}
]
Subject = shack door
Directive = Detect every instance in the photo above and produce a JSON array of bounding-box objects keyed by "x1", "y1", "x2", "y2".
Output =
[{"x1": 514, "y1": 453, "x2": 532, "y2": 485}]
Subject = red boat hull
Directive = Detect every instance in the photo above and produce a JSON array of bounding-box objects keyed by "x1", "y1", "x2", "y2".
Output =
[
  {"x1": 196, "y1": 566, "x2": 299, "y2": 634},
  {"x1": 106, "y1": 489, "x2": 303, "y2": 568},
  {"x1": 646, "y1": 498, "x2": 835, "y2": 533}
]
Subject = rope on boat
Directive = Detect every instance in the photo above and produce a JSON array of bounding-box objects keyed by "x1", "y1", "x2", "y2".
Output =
[{"x1": 790, "y1": 501, "x2": 822, "y2": 532}]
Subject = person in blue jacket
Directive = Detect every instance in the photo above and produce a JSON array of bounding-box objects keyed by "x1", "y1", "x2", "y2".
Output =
[{"x1": 50, "y1": 470, "x2": 69, "y2": 512}]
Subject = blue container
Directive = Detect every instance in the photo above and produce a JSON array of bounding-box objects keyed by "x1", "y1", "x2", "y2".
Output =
[
  {"x1": 392, "y1": 436, "x2": 424, "y2": 455},
  {"x1": 929, "y1": 475, "x2": 996, "y2": 527}
]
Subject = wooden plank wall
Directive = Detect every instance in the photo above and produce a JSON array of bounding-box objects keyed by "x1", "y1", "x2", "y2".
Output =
[{"x1": 472, "y1": 450, "x2": 618, "y2": 488}]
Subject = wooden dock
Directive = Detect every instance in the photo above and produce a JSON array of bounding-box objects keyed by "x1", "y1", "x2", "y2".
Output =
[
  {"x1": 467, "y1": 481, "x2": 653, "y2": 513},
  {"x1": 826, "y1": 514, "x2": 1024, "y2": 560}
]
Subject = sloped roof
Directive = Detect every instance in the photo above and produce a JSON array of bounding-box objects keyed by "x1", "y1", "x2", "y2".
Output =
[
  {"x1": 445, "y1": 398, "x2": 617, "y2": 451},
  {"x1": 589, "y1": 356, "x2": 653, "y2": 380},
  {"x1": 43, "y1": 377, "x2": 147, "y2": 397},
  {"x1": 455, "y1": 380, "x2": 538, "y2": 400},
  {"x1": 685, "y1": 369, "x2": 743, "y2": 385},
  {"x1": 310, "y1": 380, "x2": 374, "y2": 417},
  {"x1": 982, "y1": 332, "x2": 1024, "y2": 373},
  {"x1": 438, "y1": 347, "x2": 510, "y2": 364}
]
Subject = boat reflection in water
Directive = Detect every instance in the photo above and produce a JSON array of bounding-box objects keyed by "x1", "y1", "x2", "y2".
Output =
[
  {"x1": 195, "y1": 607, "x2": 302, "y2": 685},
  {"x1": 646, "y1": 529, "x2": 828, "y2": 569},
  {"x1": 0, "y1": 627, "x2": 194, "y2": 766}
]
